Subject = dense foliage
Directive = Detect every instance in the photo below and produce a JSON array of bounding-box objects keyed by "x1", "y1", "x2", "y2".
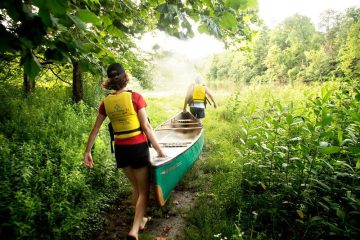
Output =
[
  {"x1": 185, "y1": 81, "x2": 360, "y2": 239},
  {"x1": 207, "y1": 8, "x2": 360, "y2": 85},
  {"x1": 0, "y1": 0, "x2": 259, "y2": 93},
  {"x1": 0, "y1": 82, "x2": 127, "y2": 239}
]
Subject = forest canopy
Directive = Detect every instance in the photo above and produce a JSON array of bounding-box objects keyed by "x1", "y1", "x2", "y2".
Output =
[
  {"x1": 0, "y1": 0, "x2": 259, "y2": 100},
  {"x1": 207, "y1": 7, "x2": 360, "y2": 85}
]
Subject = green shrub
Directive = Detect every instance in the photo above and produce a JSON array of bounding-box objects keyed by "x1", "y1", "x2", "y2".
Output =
[
  {"x1": 0, "y1": 84, "x2": 127, "y2": 239},
  {"x1": 186, "y1": 82, "x2": 360, "y2": 239}
]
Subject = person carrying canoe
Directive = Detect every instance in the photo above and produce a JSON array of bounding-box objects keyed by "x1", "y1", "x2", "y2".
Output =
[
  {"x1": 83, "y1": 63, "x2": 166, "y2": 240},
  {"x1": 183, "y1": 77, "x2": 217, "y2": 119}
]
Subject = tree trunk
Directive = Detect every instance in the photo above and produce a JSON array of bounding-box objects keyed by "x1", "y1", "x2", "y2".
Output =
[
  {"x1": 72, "y1": 61, "x2": 83, "y2": 103},
  {"x1": 24, "y1": 72, "x2": 35, "y2": 94}
]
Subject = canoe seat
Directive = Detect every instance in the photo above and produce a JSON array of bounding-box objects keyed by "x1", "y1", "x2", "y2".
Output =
[
  {"x1": 174, "y1": 119, "x2": 194, "y2": 123},
  {"x1": 157, "y1": 127, "x2": 202, "y2": 131},
  {"x1": 159, "y1": 142, "x2": 191, "y2": 148}
]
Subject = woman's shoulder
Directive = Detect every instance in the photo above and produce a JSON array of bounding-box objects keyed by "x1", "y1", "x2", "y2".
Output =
[
  {"x1": 130, "y1": 91, "x2": 144, "y2": 99},
  {"x1": 129, "y1": 91, "x2": 146, "y2": 103}
]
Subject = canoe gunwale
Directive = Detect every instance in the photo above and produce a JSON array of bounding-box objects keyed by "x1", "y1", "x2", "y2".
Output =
[{"x1": 150, "y1": 112, "x2": 203, "y2": 167}]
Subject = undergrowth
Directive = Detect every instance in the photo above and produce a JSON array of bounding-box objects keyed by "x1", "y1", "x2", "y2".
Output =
[
  {"x1": 0, "y1": 83, "x2": 126, "y2": 239},
  {"x1": 185, "y1": 81, "x2": 360, "y2": 240}
]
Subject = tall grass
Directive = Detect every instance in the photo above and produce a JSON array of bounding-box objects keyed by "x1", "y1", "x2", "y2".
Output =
[
  {"x1": 185, "y1": 81, "x2": 360, "y2": 239},
  {"x1": 0, "y1": 83, "x2": 128, "y2": 239},
  {"x1": 0, "y1": 81, "x2": 184, "y2": 239}
]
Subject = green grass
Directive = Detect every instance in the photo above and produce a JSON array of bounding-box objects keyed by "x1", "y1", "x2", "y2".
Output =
[{"x1": 0, "y1": 83, "x2": 126, "y2": 239}]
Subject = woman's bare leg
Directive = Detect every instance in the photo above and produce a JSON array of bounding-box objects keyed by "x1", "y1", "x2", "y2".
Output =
[
  {"x1": 123, "y1": 167, "x2": 139, "y2": 205},
  {"x1": 123, "y1": 165, "x2": 150, "y2": 239}
]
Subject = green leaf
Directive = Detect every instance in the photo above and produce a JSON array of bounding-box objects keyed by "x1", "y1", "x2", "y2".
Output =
[
  {"x1": 68, "y1": 15, "x2": 86, "y2": 29},
  {"x1": 261, "y1": 143, "x2": 271, "y2": 152},
  {"x1": 306, "y1": 123, "x2": 315, "y2": 133},
  {"x1": 108, "y1": 25, "x2": 126, "y2": 38},
  {"x1": 348, "y1": 146, "x2": 360, "y2": 154},
  {"x1": 225, "y1": 0, "x2": 241, "y2": 10},
  {"x1": 321, "y1": 87, "x2": 332, "y2": 102},
  {"x1": 310, "y1": 216, "x2": 323, "y2": 222},
  {"x1": 320, "y1": 159, "x2": 334, "y2": 171},
  {"x1": 101, "y1": 15, "x2": 112, "y2": 27},
  {"x1": 321, "y1": 114, "x2": 332, "y2": 127},
  {"x1": 319, "y1": 141, "x2": 329, "y2": 148},
  {"x1": 296, "y1": 209, "x2": 304, "y2": 219},
  {"x1": 311, "y1": 178, "x2": 331, "y2": 191},
  {"x1": 23, "y1": 52, "x2": 41, "y2": 80},
  {"x1": 201, "y1": 16, "x2": 221, "y2": 38},
  {"x1": 38, "y1": 0, "x2": 68, "y2": 16},
  {"x1": 275, "y1": 146, "x2": 288, "y2": 152},
  {"x1": 355, "y1": 93, "x2": 360, "y2": 101},
  {"x1": 335, "y1": 161, "x2": 354, "y2": 172},
  {"x1": 76, "y1": 9, "x2": 101, "y2": 26},
  {"x1": 341, "y1": 139, "x2": 353, "y2": 145},
  {"x1": 225, "y1": 0, "x2": 258, "y2": 10},
  {"x1": 349, "y1": 112, "x2": 360, "y2": 122},
  {"x1": 44, "y1": 48, "x2": 64, "y2": 62},
  {"x1": 219, "y1": 12, "x2": 238, "y2": 30},
  {"x1": 289, "y1": 137, "x2": 302, "y2": 142},
  {"x1": 286, "y1": 114, "x2": 293, "y2": 124},
  {"x1": 155, "y1": 3, "x2": 168, "y2": 13},
  {"x1": 336, "y1": 208, "x2": 346, "y2": 221},
  {"x1": 246, "y1": 0, "x2": 259, "y2": 9},
  {"x1": 80, "y1": 60, "x2": 93, "y2": 73},
  {"x1": 242, "y1": 127, "x2": 248, "y2": 136},
  {"x1": 356, "y1": 159, "x2": 360, "y2": 169},
  {"x1": 202, "y1": 0, "x2": 213, "y2": 8},
  {"x1": 38, "y1": 9, "x2": 54, "y2": 27},
  {"x1": 337, "y1": 129, "x2": 343, "y2": 145},
  {"x1": 319, "y1": 146, "x2": 341, "y2": 154}
]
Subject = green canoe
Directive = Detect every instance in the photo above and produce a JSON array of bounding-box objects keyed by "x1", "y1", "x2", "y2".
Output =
[{"x1": 150, "y1": 112, "x2": 204, "y2": 206}]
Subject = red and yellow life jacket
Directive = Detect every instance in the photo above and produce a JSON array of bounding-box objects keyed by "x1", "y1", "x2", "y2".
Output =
[
  {"x1": 104, "y1": 91, "x2": 141, "y2": 139},
  {"x1": 192, "y1": 84, "x2": 206, "y2": 103}
]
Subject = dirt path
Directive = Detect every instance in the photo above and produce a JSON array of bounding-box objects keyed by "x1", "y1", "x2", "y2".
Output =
[
  {"x1": 92, "y1": 171, "x2": 200, "y2": 240},
  {"x1": 145, "y1": 189, "x2": 197, "y2": 239}
]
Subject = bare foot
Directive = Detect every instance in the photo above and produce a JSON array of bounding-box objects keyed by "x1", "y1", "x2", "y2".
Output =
[{"x1": 139, "y1": 216, "x2": 151, "y2": 231}]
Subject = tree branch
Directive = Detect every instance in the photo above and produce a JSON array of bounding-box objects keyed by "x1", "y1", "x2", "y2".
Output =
[{"x1": 48, "y1": 66, "x2": 71, "y2": 85}]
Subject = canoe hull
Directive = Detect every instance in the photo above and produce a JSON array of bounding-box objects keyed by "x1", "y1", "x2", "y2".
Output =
[
  {"x1": 152, "y1": 131, "x2": 204, "y2": 206},
  {"x1": 150, "y1": 112, "x2": 204, "y2": 206}
]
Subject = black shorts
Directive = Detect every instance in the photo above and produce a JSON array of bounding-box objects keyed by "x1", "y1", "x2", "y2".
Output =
[
  {"x1": 190, "y1": 107, "x2": 205, "y2": 119},
  {"x1": 115, "y1": 142, "x2": 150, "y2": 169}
]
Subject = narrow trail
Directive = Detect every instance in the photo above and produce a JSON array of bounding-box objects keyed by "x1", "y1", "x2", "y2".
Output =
[
  {"x1": 92, "y1": 156, "x2": 204, "y2": 240},
  {"x1": 145, "y1": 189, "x2": 197, "y2": 239}
]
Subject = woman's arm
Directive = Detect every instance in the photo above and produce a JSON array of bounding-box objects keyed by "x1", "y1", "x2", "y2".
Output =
[
  {"x1": 84, "y1": 113, "x2": 107, "y2": 168},
  {"x1": 138, "y1": 108, "x2": 166, "y2": 157},
  {"x1": 205, "y1": 87, "x2": 217, "y2": 108},
  {"x1": 183, "y1": 84, "x2": 193, "y2": 112}
]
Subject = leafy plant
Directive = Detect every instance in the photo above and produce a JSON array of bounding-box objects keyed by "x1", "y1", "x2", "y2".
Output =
[{"x1": 185, "y1": 82, "x2": 359, "y2": 239}]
